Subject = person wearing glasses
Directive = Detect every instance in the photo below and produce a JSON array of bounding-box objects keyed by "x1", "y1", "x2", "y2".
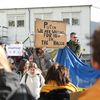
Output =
[
  {"x1": 67, "y1": 32, "x2": 80, "y2": 57},
  {"x1": 8, "y1": 57, "x2": 16, "y2": 72}
]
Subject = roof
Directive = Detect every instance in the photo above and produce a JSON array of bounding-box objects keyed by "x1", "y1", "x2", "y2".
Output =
[
  {"x1": 0, "y1": 5, "x2": 92, "y2": 10},
  {"x1": 0, "y1": 0, "x2": 93, "y2": 10}
]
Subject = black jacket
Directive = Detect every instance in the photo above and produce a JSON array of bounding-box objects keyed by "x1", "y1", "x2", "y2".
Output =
[
  {"x1": 0, "y1": 69, "x2": 34, "y2": 100},
  {"x1": 38, "y1": 88, "x2": 70, "y2": 100}
]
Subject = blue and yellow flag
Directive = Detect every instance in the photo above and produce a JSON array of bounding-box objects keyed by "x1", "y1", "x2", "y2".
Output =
[{"x1": 56, "y1": 47, "x2": 100, "y2": 88}]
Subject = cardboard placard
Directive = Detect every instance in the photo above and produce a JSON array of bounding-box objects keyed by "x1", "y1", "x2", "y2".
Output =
[
  {"x1": 6, "y1": 44, "x2": 23, "y2": 56},
  {"x1": 35, "y1": 19, "x2": 66, "y2": 48}
]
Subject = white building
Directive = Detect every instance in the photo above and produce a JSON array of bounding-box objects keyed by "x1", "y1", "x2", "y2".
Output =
[{"x1": 0, "y1": 5, "x2": 91, "y2": 54}]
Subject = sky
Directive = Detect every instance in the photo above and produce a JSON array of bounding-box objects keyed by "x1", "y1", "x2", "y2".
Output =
[{"x1": 0, "y1": 0, "x2": 100, "y2": 22}]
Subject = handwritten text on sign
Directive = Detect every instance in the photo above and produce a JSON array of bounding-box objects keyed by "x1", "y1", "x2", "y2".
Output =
[
  {"x1": 35, "y1": 20, "x2": 66, "y2": 48},
  {"x1": 6, "y1": 44, "x2": 23, "y2": 56}
]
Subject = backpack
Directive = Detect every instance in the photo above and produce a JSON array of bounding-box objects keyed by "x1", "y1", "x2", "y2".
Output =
[{"x1": 38, "y1": 88, "x2": 70, "y2": 100}]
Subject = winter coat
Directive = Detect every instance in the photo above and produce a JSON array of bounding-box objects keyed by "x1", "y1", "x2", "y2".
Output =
[
  {"x1": 33, "y1": 51, "x2": 51, "y2": 73},
  {"x1": 39, "y1": 81, "x2": 78, "y2": 100},
  {"x1": 39, "y1": 88, "x2": 70, "y2": 100},
  {"x1": 67, "y1": 40, "x2": 80, "y2": 56},
  {"x1": 20, "y1": 69, "x2": 45, "y2": 99},
  {"x1": 0, "y1": 69, "x2": 34, "y2": 100},
  {"x1": 41, "y1": 81, "x2": 78, "y2": 93}
]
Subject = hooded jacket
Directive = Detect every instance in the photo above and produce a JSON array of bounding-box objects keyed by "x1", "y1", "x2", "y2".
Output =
[
  {"x1": 41, "y1": 81, "x2": 78, "y2": 93},
  {"x1": 39, "y1": 81, "x2": 78, "y2": 100},
  {"x1": 0, "y1": 69, "x2": 34, "y2": 100}
]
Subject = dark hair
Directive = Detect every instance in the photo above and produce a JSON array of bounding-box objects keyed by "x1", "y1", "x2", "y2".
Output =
[
  {"x1": 35, "y1": 48, "x2": 44, "y2": 55},
  {"x1": 70, "y1": 32, "x2": 76, "y2": 36},
  {"x1": 18, "y1": 59, "x2": 27, "y2": 72},
  {"x1": 90, "y1": 30, "x2": 100, "y2": 65},
  {"x1": 45, "y1": 64, "x2": 69, "y2": 86}
]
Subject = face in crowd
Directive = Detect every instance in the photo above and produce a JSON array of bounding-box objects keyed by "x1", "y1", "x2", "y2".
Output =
[
  {"x1": 70, "y1": 33, "x2": 77, "y2": 42},
  {"x1": 28, "y1": 62, "x2": 37, "y2": 75},
  {"x1": 36, "y1": 48, "x2": 44, "y2": 56}
]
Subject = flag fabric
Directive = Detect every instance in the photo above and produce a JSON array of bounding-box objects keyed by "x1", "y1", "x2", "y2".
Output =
[{"x1": 56, "y1": 47, "x2": 100, "y2": 88}]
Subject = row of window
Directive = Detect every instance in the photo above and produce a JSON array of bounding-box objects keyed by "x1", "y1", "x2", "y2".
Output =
[
  {"x1": 8, "y1": 15, "x2": 25, "y2": 27},
  {"x1": 63, "y1": 18, "x2": 80, "y2": 25},
  {"x1": 8, "y1": 18, "x2": 79, "y2": 27},
  {"x1": 7, "y1": 13, "x2": 80, "y2": 27},
  {"x1": 8, "y1": 20, "x2": 24, "y2": 27}
]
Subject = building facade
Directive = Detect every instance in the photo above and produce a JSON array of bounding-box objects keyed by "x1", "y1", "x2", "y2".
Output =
[{"x1": 0, "y1": 5, "x2": 91, "y2": 54}]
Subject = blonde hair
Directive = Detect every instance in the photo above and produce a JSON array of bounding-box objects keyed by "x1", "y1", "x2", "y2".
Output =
[
  {"x1": 28, "y1": 61, "x2": 41, "y2": 72},
  {"x1": 28, "y1": 62, "x2": 38, "y2": 69},
  {"x1": 0, "y1": 46, "x2": 11, "y2": 72}
]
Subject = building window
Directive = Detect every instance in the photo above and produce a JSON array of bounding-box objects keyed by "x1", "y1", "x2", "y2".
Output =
[
  {"x1": 72, "y1": 12, "x2": 80, "y2": 25},
  {"x1": 8, "y1": 20, "x2": 15, "y2": 27},
  {"x1": 63, "y1": 18, "x2": 70, "y2": 24},
  {"x1": 7, "y1": 14, "x2": 25, "y2": 28},
  {"x1": 72, "y1": 18, "x2": 80, "y2": 25},
  {"x1": 17, "y1": 20, "x2": 24, "y2": 27}
]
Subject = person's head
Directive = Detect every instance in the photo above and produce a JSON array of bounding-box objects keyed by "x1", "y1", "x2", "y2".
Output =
[
  {"x1": 15, "y1": 41, "x2": 21, "y2": 44},
  {"x1": 28, "y1": 62, "x2": 38, "y2": 75},
  {"x1": 70, "y1": 32, "x2": 77, "y2": 42},
  {"x1": 23, "y1": 60, "x2": 29, "y2": 73},
  {"x1": 18, "y1": 59, "x2": 28, "y2": 73},
  {"x1": 90, "y1": 29, "x2": 100, "y2": 70},
  {"x1": 0, "y1": 46, "x2": 11, "y2": 72},
  {"x1": 45, "y1": 64, "x2": 69, "y2": 86},
  {"x1": 8, "y1": 58, "x2": 15, "y2": 70},
  {"x1": 35, "y1": 48, "x2": 44, "y2": 56}
]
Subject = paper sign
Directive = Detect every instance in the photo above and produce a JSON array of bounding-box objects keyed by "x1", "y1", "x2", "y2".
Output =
[{"x1": 6, "y1": 44, "x2": 23, "y2": 56}]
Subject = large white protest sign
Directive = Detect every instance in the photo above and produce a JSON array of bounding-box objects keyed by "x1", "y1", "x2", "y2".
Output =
[
  {"x1": 6, "y1": 44, "x2": 23, "y2": 56},
  {"x1": 35, "y1": 19, "x2": 67, "y2": 48}
]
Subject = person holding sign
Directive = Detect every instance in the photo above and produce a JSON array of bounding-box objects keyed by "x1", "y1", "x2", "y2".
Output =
[
  {"x1": 67, "y1": 32, "x2": 80, "y2": 57},
  {"x1": 33, "y1": 48, "x2": 51, "y2": 77}
]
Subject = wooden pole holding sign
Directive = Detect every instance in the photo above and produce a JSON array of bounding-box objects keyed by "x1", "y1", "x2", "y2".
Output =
[{"x1": 35, "y1": 19, "x2": 66, "y2": 48}]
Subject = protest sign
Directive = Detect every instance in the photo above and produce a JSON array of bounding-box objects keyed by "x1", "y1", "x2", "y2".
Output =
[
  {"x1": 35, "y1": 19, "x2": 66, "y2": 48},
  {"x1": 6, "y1": 44, "x2": 23, "y2": 56}
]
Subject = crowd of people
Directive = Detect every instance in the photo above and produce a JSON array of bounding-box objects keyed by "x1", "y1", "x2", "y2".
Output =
[{"x1": 0, "y1": 29, "x2": 100, "y2": 100}]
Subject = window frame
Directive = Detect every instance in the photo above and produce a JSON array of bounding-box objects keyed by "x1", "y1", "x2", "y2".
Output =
[{"x1": 17, "y1": 20, "x2": 24, "y2": 27}]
